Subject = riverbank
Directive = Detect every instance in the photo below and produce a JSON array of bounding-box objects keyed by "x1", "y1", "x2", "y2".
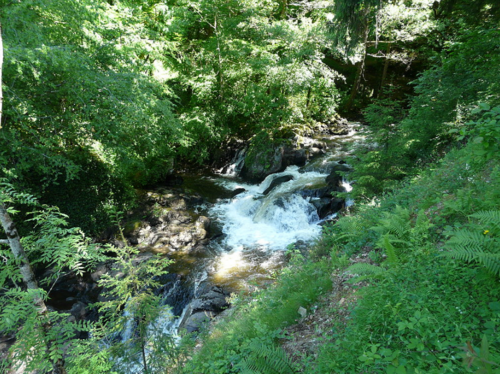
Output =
[{"x1": 178, "y1": 131, "x2": 500, "y2": 373}]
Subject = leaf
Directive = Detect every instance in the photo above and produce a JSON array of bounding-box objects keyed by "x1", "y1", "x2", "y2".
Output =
[
  {"x1": 479, "y1": 103, "x2": 491, "y2": 111},
  {"x1": 489, "y1": 301, "x2": 500, "y2": 312}
]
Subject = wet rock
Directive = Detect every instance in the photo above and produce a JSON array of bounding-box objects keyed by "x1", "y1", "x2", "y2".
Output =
[
  {"x1": 191, "y1": 286, "x2": 230, "y2": 314},
  {"x1": 231, "y1": 188, "x2": 246, "y2": 198},
  {"x1": 165, "y1": 210, "x2": 192, "y2": 224},
  {"x1": 179, "y1": 286, "x2": 230, "y2": 334},
  {"x1": 69, "y1": 301, "x2": 88, "y2": 322},
  {"x1": 169, "y1": 198, "x2": 187, "y2": 211},
  {"x1": 240, "y1": 145, "x2": 286, "y2": 182},
  {"x1": 196, "y1": 216, "x2": 211, "y2": 230},
  {"x1": 299, "y1": 186, "x2": 330, "y2": 199},
  {"x1": 322, "y1": 116, "x2": 350, "y2": 135},
  {"x1": 326, "y1": 164, "x2": 351, "y2": 188},
  {"x1": 318, "y1": 198, "x2": 345, "y2": 219},
  {"x1": 292, "y1": 148, "x2": 308, "y2": 166},
  {"x1": 90, "y1": 263, "x2": 109, "y2": 282},
  {"x1": 263, "y1": 175, "x2": 294, "y2": 195},
  {"x1": 184, "y1": 311, "x2": 213, "y2": 333}
]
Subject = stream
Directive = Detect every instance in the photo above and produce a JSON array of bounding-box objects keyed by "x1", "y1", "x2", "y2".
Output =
[{"x1": 113, "y1": 123, "x2": 364, "y2": 371}]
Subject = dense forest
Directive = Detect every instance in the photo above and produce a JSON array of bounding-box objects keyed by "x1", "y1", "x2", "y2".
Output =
[{"x1": 1, "y1": 0, "x2": 500, "y2": 373}]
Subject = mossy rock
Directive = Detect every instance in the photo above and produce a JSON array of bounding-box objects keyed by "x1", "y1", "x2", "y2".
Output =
[{"x1": 123, "y1": 220, "x2": 144, "y2": 236}]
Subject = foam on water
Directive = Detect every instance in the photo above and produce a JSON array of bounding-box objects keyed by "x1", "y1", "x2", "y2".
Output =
[{"x1": 211, "y1": 166, "x2": 328, "y2": 250}]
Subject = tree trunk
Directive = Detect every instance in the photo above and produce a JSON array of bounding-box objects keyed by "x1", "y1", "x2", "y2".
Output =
[
  {"x1": 0, "y1": 24, "x2": 66, "y2": 374},
  {"x1": 214, "y1": 15, "x2": 224, "y2": 102},
  {"x1": 141, "y1": 338, "x2": 149, "y2": 374},
  {"x1": 377, "y1": 42, "x2": 391, "y2": 98},
  {"x1": 345, "y1": 24, "x2": 369, "y2": 112},
  {"x1": 279, "y1": 0, "x2": 288, "y2": 19}
]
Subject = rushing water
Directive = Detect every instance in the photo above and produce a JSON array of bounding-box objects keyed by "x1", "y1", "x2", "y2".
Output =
[{"x1": 115, "y1": 124, "x2": 364, "y2": 371}]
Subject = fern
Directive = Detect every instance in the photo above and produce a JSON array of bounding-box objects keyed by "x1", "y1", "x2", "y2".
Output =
[
  {"x1": 345, "y1": 263, "x2": 387, "y2": 283},
  {"x1": 238, "y1": 341, "x2": 295, "y2": 374},
  {"x1": 334, "y1": 215, "x2": 368, "y2": 243},
  {"x1": 372, "y1": 206, "x2": 411, "y2": 239},
  {"x1": 470, "y1": 211, "x2": 500, "y2": 234},
  {"x1": 381, "y1": 234, "x2": 399, "y2": 265},
  {"x1": 444, "y1": 210, "x2": 500, "y2": 276}
]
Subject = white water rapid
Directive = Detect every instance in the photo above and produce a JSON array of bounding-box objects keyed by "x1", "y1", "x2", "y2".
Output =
[{"x1": 211, "y1": 166, "x2": 327, "y2": 251}]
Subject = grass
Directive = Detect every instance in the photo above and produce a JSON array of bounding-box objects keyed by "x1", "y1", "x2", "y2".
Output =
[{"x1": 177, "y1": 139, "x2": 500, "y2": 374}]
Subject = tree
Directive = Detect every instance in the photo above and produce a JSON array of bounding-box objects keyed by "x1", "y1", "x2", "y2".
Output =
[
  {"x1": 0, "y1": 0, "x2": 183, "y2": 234},
  {"x1": 0, "y1": 190, "x2": 74, "y2": 373},
  {"x1": 331, "y1": 0, "x2": 437, "y2": 110},
  {"x1": 163, "y1": 0, "x2": 341, "y2": 160}
]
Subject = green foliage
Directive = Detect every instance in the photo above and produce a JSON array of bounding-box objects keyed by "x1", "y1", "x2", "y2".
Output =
[
  {"x1": 455, "y1": 105, "x2": 500, "y2": 163},
  {"x1": 0, "y1": 288, "x2": 90, "y2": 373},
  {"x1": 1, "y1": 0, "x2": 183, "y2": 233},
  {"x1": 94, "y1": 236, "x2": 176, "y2": 373},
  {"x1": 444, "y1": 211, "x2": 500, "y2": 276},
  {"x1": 345, "y1": 262, "x2": 387, "y2": 283},
  {"x1": 181, "y1": 257, "x2": 332, "y2": 373},
  {"x1": 349, "y1": 27, "x2": 500, "y2": 199},
  {"x1": 166, "y1": 0, "x2": 341, "y2": 160},
  {"x1": 0, "y1": 185, "x2": 105, "y2": 372},
  {"x1": 315, "y1": 256, "x2": 500, "y2": 373},
  {"x1": 237, "y1": 341, "x2": 295, "y2": 374}
]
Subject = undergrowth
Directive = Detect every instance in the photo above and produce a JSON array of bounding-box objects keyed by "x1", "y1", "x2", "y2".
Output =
[
  {"x1": 178, "y1": 254, "x2": 332, "y2": 373},
  {"x1": 181, "y1": 128, "x2": 500, "y2": 373},
  {"x1": 309, "y1": 137, "x2": 500, "y2": 373}
]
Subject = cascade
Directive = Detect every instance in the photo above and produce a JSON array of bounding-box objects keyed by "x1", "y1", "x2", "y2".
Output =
[{"x1": 112, "y1": 123, "x2": 363, "y2": 371}]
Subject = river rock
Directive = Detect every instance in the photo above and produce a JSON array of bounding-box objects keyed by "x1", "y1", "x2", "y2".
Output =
[
  {"x1": 263, "y1": 175, "x2": 294, "y2": 195},
  {"x1": 231, "y1": 188, "x2": 246, "y2": 198},
  {"x1": 122, "y1": 187, "x2": 211, "y2": 254},
  {"x1": 240, "y1": 145, "x2": 286, "y2": 182},
  {"x1": 326, "y1": 163, "x2": 352, "y2": 189},
  {"x1": 179, "y1": 285, "x2": 230, "y2": 334},
  {"x1": 321, "y1": 116, "x2": 350, "y2": 135},
  {"x1": 184, "y1": 311, "x2": 213, "y2": 333},
  {"x1": 318, "y1": 197, "x2": 345, "y2": 219},
  {"x1": 191, "y1": 286, "x2": 230, "y2": 313},
  {"x1": 69, "y1": 301, "x2": 88, "y2": 322}
]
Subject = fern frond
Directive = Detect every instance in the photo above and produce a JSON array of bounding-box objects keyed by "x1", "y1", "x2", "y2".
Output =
[
  {"x1": 447, "y1": 230, "x2": 489, "y2": 248},
  {"x1": 239, "y1": 342, "x2": 295, "y2": 374},
  {"x1": 470, "y1": 211, "x2": 500, "y2": 224},
  {"x1": 381, "y1": 234, "x2": 399, "y2": 265},
  {"x1": 470, "y1": 211, "x2": 500, "y2": 234},
  {"x1": 476, "y1": 253, "x2": 500, "y2": 276},
  {"x1": 371, "y1": 206, "x2": 411, "y2": 240},
  {"x1": 445, "y1": 210, "x2": 500, "y2": 276}
]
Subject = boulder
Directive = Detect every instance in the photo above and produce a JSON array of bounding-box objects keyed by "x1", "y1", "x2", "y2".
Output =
[
  {"x1": 263, "y1": 175, "x2": 294, "y2": 195},
  {"x1": 191, "y1": 286, "x2": 230, "y2": 314},
  {"x1": 318, "y1": 198, "x2": 345, "y2": 219},
  {"x1": 196, "y1": 216, "x2": 211, "y2": 230},
  {"x1": 184, "y1": 311, "x2": 213, "y2": 333},
  {"x1": 326, "y1": 164, "x2": 351, "y2": 188},
  {"x1": 240, "y1": 145, "x2": 286, "y2": 182},
  {"x1": 323, "y1": 116, "x2": 350, "y2": 135},
  {"x1": 231, "y1": 188, "x2": 246, "y2": 198}
]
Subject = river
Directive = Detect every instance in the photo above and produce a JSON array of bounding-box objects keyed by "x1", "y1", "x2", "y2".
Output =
[{"x1": 114, "y1": 123, "x2": 364, "y2": 372}]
